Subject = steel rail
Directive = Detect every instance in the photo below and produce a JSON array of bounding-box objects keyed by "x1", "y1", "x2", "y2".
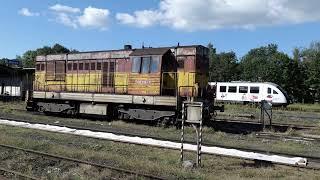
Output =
[
  {"x1": 0, "y1": 144, "x2": 166, "y2": 180},
  {"x1": 0, "y1": 167, "x2": 39, "y2": 180},
  {"x1": 213, "y1": 117, "x2": 319, "y2": 130},
  {"x1": 1, "y1": 116, "x2": 320, "y2": 170}
]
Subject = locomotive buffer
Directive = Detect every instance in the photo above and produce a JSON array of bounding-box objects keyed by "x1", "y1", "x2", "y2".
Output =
[{"x1": 180, "y1": 101, "x2": 203, "y2": 168}]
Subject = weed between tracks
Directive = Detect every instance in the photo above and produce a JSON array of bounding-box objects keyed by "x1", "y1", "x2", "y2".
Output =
[
  {"x1": 0, "y1": 102, "x2": 320, "y2": 156},
  {"x1": 0, "y1": 102, "x2": 320, "y2": 179},
  {"x1": 217, "y1": 104, "x2": 320, "y2": 129},
  {"x1": 0, "y1": 125, "x2": 320, "y2": 179}
]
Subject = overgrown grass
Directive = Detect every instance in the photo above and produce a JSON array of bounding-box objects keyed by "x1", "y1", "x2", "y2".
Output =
[
  {"x1": 218, "y1": 104, "x2": 320, "y2": 128},
  {"x1": 0, "y1": 125, "x2": 319, "y2": 179},
  {"x1": 286, "y1": 103, "x2": 320, "y2": 112},
  {"x1": 0, "y1": 101, "x2": 319, "y2": 157}
]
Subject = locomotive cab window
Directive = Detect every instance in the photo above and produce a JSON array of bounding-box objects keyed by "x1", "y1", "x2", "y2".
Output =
[
  {"x1": 220, "y1": 86, "x2": 226, "y2": 92},
  {"x1": 268, "y1": 87, "x2": 271, "y2": 94},
  {"x1": 41, "y1": 64, "x2": 45, "y2": 71},
  {"x1": 250, "y1": 86, "x2": 260, "y2": 94},
  {"x1": 228, "y1": 86, "x2": 237, "y2": 93},
  {"x1": 40, "y1": 64, "x2": 44, "y2": 71},
  {"x1": 132, "y1": 57, "x2": 141, "y2": 73},
  {"x1": 132, "y1": 56, "x2": 160, "y2": 73},
  {"x1": 177, "y1": 57, "x2": 185, "y2": 69},
  {"x1": 239, "y1": 86, "x2": 248, "y2": 93},
  {"x1": 273, "y1": 90, "x2": 278, "y2": 94},
  {"x1": 141, "y1": 57, "x2": 151, "y2": 73},
  {"x1": 150, "y1": 56, "x2": 160, "y2": 73},
  {"x1": 36, "y1": 64, "x2": 41, "y2": 71}
]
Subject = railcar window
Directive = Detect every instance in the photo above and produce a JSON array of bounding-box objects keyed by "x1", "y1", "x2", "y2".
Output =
[
  {"x1": 220, "y1": 86, "x2": 226, "y2": 92},
  {"x1": 85, "y1": 63, "x2": 89, "y2": 70},
  {"x1": 250, "y1": 86, "x2": 260, "y2": 93},
  {"x1": 68, "y1": 63, "x2": 72, "y2": 71},
  {"x1": 239, "y1": 86, "x2": 248, "y2": 93},
  {"x1": 273, "y1": 90, "x2": 278, "y2": 94},
  {"x1": 73, "y1": 63, "x2": 78, "y2": 70},
  {"x1": 36, "y1": 64, "x2": 40, "y2": 71},
  {"x1": 177, "y1": 57, "x2": 185, "y2": 69},
  {"x1": 97, "y1": 62, "x2": 102, "y2": 70},
  {"x1": 150, "y1": 56, "x2": 160, "y2": 73},
  {"x1": 109, "y1": 62, "x2": 115, "y2": 72},
  {"x1": 79, "y1": 63, "x2": 83, "y2": 70},
  {"x1": 268, "y1": 88, "x2": 271, "y2": 94},
  {"x1": 91, "y1": 62, "x2": 96, "y2": 70},
  {"x1": 40, "y1": 64, "x2": 45, "y2": 71},
  {"x1": 141, "y1": 57, "x2": 151, "y2": 73},
  {"x1": 132, "y1": 57, "x2": 141, "y2": 73},
  {"x1": 228, "y1": 86, "x2": 237, "y2": 93}
]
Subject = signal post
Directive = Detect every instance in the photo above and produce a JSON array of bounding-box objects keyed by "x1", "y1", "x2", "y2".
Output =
[{"x1": 180, "y1": 101, "x2": 203, "y2": 167}]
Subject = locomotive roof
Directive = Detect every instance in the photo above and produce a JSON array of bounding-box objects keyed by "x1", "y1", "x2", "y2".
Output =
[
  {"x1": 130, "y1": 47, "x2": 170, "y2": 56},
  {"x1": 36, "y1": 45, "x2": 206, "y2": 61}
]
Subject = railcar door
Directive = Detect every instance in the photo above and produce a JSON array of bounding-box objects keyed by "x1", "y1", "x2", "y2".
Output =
[
  {"x1": 45, "y1": 60, "x2": 66, "y2": 92},
  {"x1": 102, "y1": 60, "x2": 115, "y2": 93}
]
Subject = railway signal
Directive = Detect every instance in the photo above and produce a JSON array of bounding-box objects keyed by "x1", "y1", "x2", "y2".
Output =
[
  {"x1": 260, "y1": 100, "x2": 273, "y2": 130},
  {"x1": 181, "y1": 101, "x2": 203, "y2": 168}
]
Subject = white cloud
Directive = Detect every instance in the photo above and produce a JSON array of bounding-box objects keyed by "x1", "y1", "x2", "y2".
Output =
[
  {"x1": 78, "y1": 7, "x2": 109, "y2": 30},
  {"x1": 49, "y1": 4, "x2": 110, "y2": 30},
  {"x1": 116, "y1": 10, "x2": 162, "y2": 28},
  {"x1": 56, "y1": 13, "x2": 78, "y2": 29},
  {"x1": 116, "y1": 0, "x2": 320, "y2": 31},
  {"x1": 49, "y1": 4, "x2": 80, "y2": 14},
  {"x1": 18, "y1": 8, "x2": 40, "y2": 17}
]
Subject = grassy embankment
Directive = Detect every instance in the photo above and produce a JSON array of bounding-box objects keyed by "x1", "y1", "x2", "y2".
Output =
[
  {"x1": 0, "y1": 102, "x2": 319, "y2": 157},
  {"x1": 0, "y1": 125, "x2": 320, "y2": 179}
]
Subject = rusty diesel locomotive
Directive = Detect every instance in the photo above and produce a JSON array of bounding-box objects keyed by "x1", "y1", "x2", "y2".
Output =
[{"x1": 27, "y1": 45, "x2": 218, "y2": 122}]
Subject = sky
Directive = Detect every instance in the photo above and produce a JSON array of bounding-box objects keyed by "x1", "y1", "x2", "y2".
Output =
[{"x1": 1, "y1": 0, "x2": 320, "y2": 59}]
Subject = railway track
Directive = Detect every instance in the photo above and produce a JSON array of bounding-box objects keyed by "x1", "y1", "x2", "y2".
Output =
[
  {"x1": 213, "y1": 117, "x2": 319, "y2": 130},
  {"x1": 1, "y1": 116, "x2": 320, "y2": 170},
  {"x1": 0, "y1": 143, "x2": 166, "y2": 180},
  {"x1": 0, "y1": 167, "x2": 38, "y2": 180},
  {"x1": 255, "y1": 132, "x2": 320, "y2": 143}
]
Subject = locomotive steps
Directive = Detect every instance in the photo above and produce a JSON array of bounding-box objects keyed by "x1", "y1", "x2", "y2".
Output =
[{"x1": 0, "y1": 118, "x2": 309, "y2": 168}]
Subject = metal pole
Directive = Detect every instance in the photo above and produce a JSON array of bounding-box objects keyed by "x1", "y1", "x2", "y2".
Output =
[
  {"x1": 180, "y1": 103, "x2": 185, "y2": 163},
  {"x1": 193, "y1": 124, "x2": 199, "y2": 167},
  {"x1": 270, "y1": 108, "x2": 272, "y2": 128},
  {"x1": 199, "y1": 120, "x2": 202, "y2": 167}
]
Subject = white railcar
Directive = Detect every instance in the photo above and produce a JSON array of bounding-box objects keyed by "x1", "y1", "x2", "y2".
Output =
[
  {"x1": 208, "y1": 82, "x2": 289, "y2": 106},
  {"x1": 0, "y1": 86, "x2": 21, "y2": 97}
]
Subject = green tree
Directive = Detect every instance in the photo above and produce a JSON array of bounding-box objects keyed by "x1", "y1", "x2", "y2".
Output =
[
  {"x1": 208, "y1": 43, "x2": 239, "y2": 82},
  {"x1": 300, "y1": 42, "x2": 320, "y2": 102},
  {"x1": 19, "y1": 50, "x2": 37, "y2": 68},
  {"x1": 239, "y1": 44, "x2": 303, "y2": 101},
  {"x1": 19, "y1": 44, "x2": 74, "y2": 68},
  {"x1": 0, "y1": 58, "x2": 9, "y2": 66}
]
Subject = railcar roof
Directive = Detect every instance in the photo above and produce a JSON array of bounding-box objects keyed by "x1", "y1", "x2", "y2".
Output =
[
  {"x1": 210, "y1": 81, "x2": 280, "y2": 87},
  {"x1": 36, "y1": 45, "x2": 203, "y2": 57},
  {"x1": 130, "y1": 47, "x2": 170, "y2": 56}
]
